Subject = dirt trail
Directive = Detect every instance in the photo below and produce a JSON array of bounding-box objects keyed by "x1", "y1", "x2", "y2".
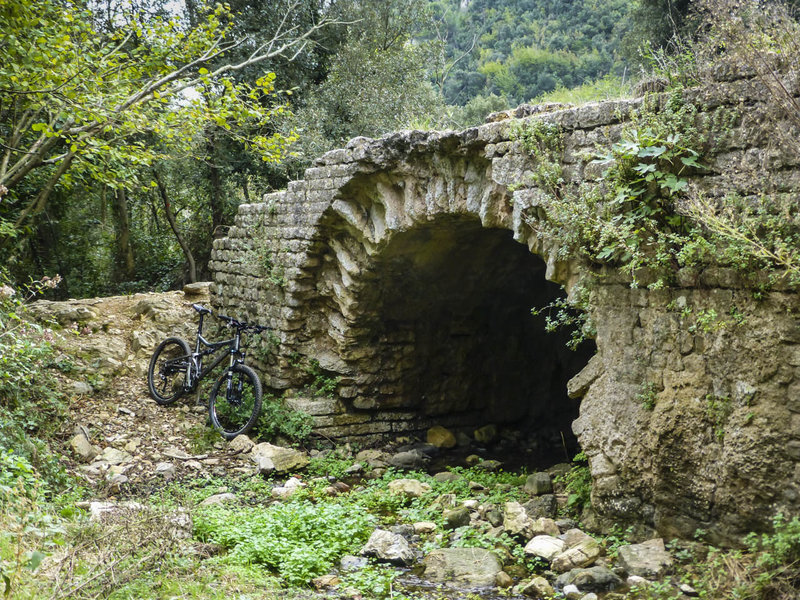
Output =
[{"x1": 30, "y1": 285, "x2": 249, "y2": 495}]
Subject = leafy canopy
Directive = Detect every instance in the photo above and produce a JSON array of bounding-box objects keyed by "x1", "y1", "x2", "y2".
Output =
[{"x1": 0, "y1": 0, "x2": 304, "y2": 232}]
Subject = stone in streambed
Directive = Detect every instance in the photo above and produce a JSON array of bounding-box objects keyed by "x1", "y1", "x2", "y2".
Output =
[
  {"x1": 423, "y1": 547, "x2": 502, "y2": 587},
  {"x1": 427, "y1": 425, "x2": 457, "y2": 448},
  {"x1": 360, "y1": 529, "x2": 414, "y2": 566}
]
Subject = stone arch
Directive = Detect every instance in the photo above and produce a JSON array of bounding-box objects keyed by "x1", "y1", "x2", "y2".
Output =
[{"x1": 282, "y1": 151, "x2": 593, "y2": 446}]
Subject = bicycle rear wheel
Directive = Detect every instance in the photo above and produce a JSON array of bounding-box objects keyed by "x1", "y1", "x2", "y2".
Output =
[
  {"x1": 148, "y1": 337, "x2": 191, "y2": 405},
  {"x1": 208, "y1": 364, "x2": 262, "y2": 440}
]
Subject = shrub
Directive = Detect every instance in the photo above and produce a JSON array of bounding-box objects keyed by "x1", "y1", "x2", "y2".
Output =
[{"x1": 0, "y1": 275, "x2": 69, "y2": 494}]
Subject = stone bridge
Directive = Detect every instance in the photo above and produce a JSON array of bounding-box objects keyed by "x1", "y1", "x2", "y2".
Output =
[{"x1": 209, "y1": 65, "x2": 800, "y2": 541}]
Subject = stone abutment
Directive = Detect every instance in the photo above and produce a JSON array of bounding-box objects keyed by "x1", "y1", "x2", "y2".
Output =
[{"x1": 210, "y1": 64, "x2": 800, "y2": 541}]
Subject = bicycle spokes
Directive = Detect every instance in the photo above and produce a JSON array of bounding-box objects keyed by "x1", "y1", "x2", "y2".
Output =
[{"x1": 209, "y1": 366, "x2": 261, "y2": 438}]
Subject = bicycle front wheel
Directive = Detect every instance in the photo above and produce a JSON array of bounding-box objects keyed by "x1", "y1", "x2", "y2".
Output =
[
  {"x1": 148, "y1": 337, "x2": 191, "y2": 405},
  {"x1": 208, "y1": 364, "x2": 262, "y2": 440}
]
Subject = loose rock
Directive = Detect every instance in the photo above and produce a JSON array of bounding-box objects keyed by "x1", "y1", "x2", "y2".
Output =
[
  {"x1": 443, "y1": 507, "x2": 471, "y2": 530},
  {"x1": 552, "y1": 538, "x2": 601, "y2": 572},
  {"x1": 427, "y1": 425, "x2": 457, "y2": 448},
  {"x1": 473, "y1": 424, "x2": 497, "y2": 444},
  {"x1": 519, "y1": 576, "x2": 555, "y2": 598},
  {"x1": 229, "y1": 434, "x2": 255, "y2": 453},
  {"x1": 524, "y1": 472, "x2": 553, "y2": 495},
  {"x1": 496, "y1": 571, "x2": 514, "y2": 588},
  {"x1": 388, "y1": 449, "x2": 428, "y2": 470},
  {"x1": 360, "y1": 529, "x2": 415, "y2": 565},
  {"x1": 387, "y1": 478, "x2": 431, "y2": 497},
  {"x1": 200, "y1": 492, "x2": 238, "y2": 506},
  {"x1": 503, "y1": 501, "x2": 533, "y2": 538},
  {"x1": 250, "y1": 443, "x2": 309, "y2": 473},
  {"x1": 423, "y1": 547, "x2": 502, "y2": 587},
  {"x1": 69, "y1": 434, "x2": 99, "y2": 462},
  {"x1": 617, "y1": 538, "x2": 673, "y2": 578},
  {"x1": 524, "y1": 535, "x2": 565, "y2": 561},
  {"x1": 556, "y1": 566, "x2": 623, "y2": 592}
]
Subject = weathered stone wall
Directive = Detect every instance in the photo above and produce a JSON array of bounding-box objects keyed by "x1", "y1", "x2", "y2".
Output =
[{"x1": 209, "y1": 63, "x2": 800, "y2": 539}]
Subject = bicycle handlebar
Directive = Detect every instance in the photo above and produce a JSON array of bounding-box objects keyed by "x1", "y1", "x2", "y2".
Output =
[
  {"x1": 191, "y1": 304, "x2": 269, "y2": 333},
  {"x1": 217, "y1": 313, "x2": 271, "y2": 334}
]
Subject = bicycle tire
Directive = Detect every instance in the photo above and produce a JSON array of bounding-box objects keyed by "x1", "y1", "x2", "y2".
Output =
[
  {"x1": 208, "y1": 363, "x2": 262, "y2": 440},
  {"x1": 148, "y1": 337, "x2": 191, "y2": 405}
]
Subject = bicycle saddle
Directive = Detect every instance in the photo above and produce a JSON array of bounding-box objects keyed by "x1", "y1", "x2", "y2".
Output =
[{"x1": 192, "y1": 304, "x2": 212, "y2": 315}]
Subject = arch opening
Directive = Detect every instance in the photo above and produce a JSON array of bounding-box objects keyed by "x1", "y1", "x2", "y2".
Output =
[{"x1": 346, "y1": 215, "x2": 595, "y2": 461}]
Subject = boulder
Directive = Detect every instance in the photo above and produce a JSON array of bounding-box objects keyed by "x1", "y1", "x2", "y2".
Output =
[
  {"x1": 524, "y1": 472, "x2": 553, "y2": 495},
  {"x1": 562, "y1": 584, "x2": 582, "y2": 599},
  {"x1": 563, "y1": 528, "x2": 595, "y2": 548},
  {"x1": 423, "y1": 547, "x2": 502, "y2": 587},
  {"x1": 519, "y1": 576, "x2": 555, "y2": 598},
  {"x1": 433, "y1": 471, "x2": 462, "y2": 483},
  {"x1": 98, "y1": 447, "x2": 132, "y2": 465},
  {"x1": 340, "y1": 555, "x2": 369, "y2": 571},
  {"x1": 155, "y1": 462, "x2": 176, "y2": 479},
  {"x1": 253, "y1": 455, "x2": 275, "y2": 475},
  {"x1": 229, "y1": 435, "x2": 255, "y2": 453},
  {"x1": 496, "y1": 571, "x2": 514, "y2": 588},
  {"x1": 552, "y1": 538, "x2": 601, "y2": 572},
  {"x1": 200, "y1": 492, "x2": 238, "y2": 506},
  {"x1": 250, "y1": 443, "x2": 309, "y2": 473},
  {"x1": 427, "y1": 425, "x2": 457, "y2": 448},
  {"x1": 388, "y1": 478, "x2": 431, "y2": 498},
  {"x1": 413, "y1": 521, "x2": 437, "y2": 534},
  {"x1": 529, "y1": 517, "x2": 560, "y2": 537},
  {"x1": 556, "y1": 566, "x2": 623, "y2": 592},
  {"x1": 523, "y1": 495, "x2": 557, "y2": 519},
  {"x1": 355, "y1": 449, "x2": 389, "y2": 468},
  {"x1": 503, "y1": 502, "x2": 532, "y2": 538},
  {"x1": 475, "y1": 459, "x2": 502, "y2": 472},
  {"x1": 617, "y1": 538, "x2": 673, "y2": 578},
  {"x1": 312, "y1": 574, "x2": 340, "y2": 590},
  {"x1": 524, "y1": 535, "x2": 565, "y2": 561},
  {"x1": 183, "y1": 282, "x2": 212, "y2": 296},
  {"x1": 360, "y1": 529, "x2": 414, "y2": 566},
  {"x1": 388, "y1": 449, "x2": 428, "y2": 470},
  {"x1": 443, "y1": 507, "x2": 471, "y2": 530},
  {"x1": 473, "y1": 424, "x2": 497, "y2": 444},
  {"x1": 69, "y1": 434, "x2": 99, "y2": 462}
]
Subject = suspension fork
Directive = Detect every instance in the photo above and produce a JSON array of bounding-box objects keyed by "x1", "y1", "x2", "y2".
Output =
[{"x1": 225, "y1": 329, "x2": 244, "y2": 400}]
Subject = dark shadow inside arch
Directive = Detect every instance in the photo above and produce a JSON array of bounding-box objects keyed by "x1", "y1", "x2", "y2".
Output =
[{"x1": 358, "y1": 215, "x2": 595, "y2": 463}]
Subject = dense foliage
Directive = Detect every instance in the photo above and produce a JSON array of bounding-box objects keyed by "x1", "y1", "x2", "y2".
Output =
[
  {"x1": 0, "y1": 0, "x2": 646, "y2": 297},
  {"x1": 427, "y1": 0, "x2": 634, "y2": 106}
]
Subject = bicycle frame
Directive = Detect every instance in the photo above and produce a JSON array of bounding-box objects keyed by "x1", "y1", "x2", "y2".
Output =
[{"x1": 183, "y1": 311, "x2": 244, "y2": 391}]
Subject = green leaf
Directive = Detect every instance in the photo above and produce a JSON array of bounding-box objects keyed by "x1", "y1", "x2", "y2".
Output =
[
  {"x1": 26, "y1": 550, "x2": 46, "y2": 571},
  {"x1": 638, "y1": 145, "x2": 666, "y2": 158},
  {"x1": 680, "y1": 156, "x2": 700, "y2": 168}
]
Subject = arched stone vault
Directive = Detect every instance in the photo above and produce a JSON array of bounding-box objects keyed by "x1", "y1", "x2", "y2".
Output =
[
  {"x1": 288, "y1": 159, "x2": 594, "y2": 444},
  {"x1": 210, "y1": 66, "x2": 800, "y2": 541}
]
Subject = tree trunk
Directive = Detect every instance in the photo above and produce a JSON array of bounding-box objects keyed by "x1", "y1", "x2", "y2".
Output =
[
  {"x1": 112, "y1": 187, "x2": 136, "y2": 280},
  {"x1": 207, "y1": 135, "x2": 225, "y2": 236},
  {"x1": 154, "y1": 169, "x2": 197, "y2": 283}
]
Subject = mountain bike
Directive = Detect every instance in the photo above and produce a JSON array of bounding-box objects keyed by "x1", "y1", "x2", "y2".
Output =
[{"x1": 147, "y1": 303, "x2": 270, "y2": 440}]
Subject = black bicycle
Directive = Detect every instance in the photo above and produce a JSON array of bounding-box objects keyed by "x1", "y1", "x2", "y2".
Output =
[{"x1": 147, "y1": 304, "x2": 269, "y2": 440}]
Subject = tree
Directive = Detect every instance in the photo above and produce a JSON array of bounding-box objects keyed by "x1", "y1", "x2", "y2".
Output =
[
  {"x1": 0, "y1": 0, "x2": 333, "y2": 239},
  {"x1": 288, "y1": 0, "x2": 448, "y2": 161}
]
